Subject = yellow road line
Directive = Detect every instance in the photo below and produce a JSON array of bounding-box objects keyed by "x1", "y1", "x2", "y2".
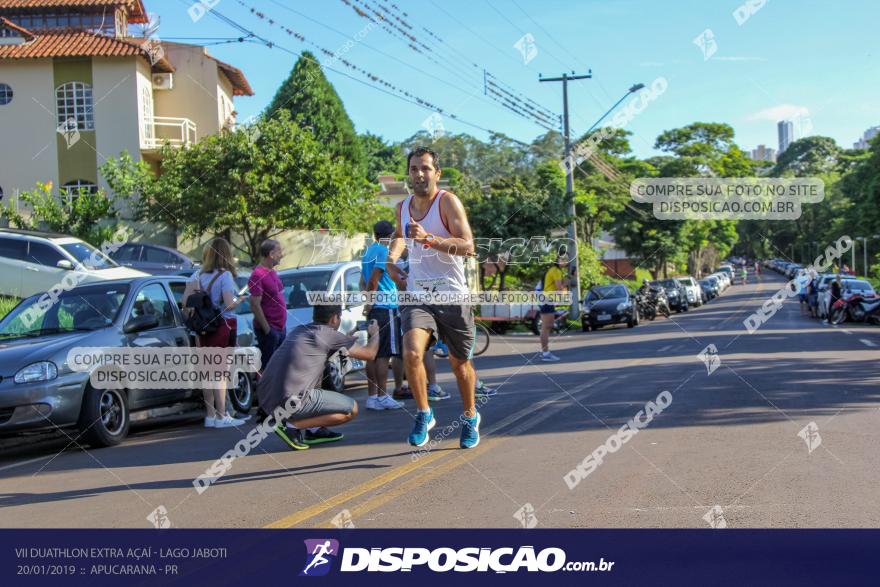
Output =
[{"x1": 265, "y1": 380, "x2": 603, "y2": 528}]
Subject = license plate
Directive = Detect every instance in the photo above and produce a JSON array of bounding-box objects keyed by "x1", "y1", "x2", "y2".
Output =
[{"x1": 597, "y1": 313, "x2": 611, "y2": 321}]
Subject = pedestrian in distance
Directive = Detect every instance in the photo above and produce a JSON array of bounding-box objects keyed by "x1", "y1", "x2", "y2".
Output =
[{"x1": 539, "y1": 254, "x2": 569, "y2": 362}]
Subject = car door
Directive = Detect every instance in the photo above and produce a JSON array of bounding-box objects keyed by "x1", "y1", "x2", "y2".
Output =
[
  {"x1": 122, "y1": 282, "x2": 193, "y2": 409},
  {"x1": 23, "y1": 241, "x2": 68, "y2": 297},
  {"x1": 342, "y1": 267, "x2": 367, "y2": 368},
  {"x1": 139, "y1": 245, "x2": 181, "y2": 275},
  {"x1": 0, "y1": 236, "x2": 27, "y2": 297},
  {"x1": 111, "y1": 244, "x2": 142, "y2": 268}
]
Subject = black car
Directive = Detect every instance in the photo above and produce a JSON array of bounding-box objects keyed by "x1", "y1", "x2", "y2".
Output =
[
  {"x1": 651, "y1": 279, "x2": 689, "y2": 312},
  {"x1": 581, "y1": 284, "x2": 638, "y2": 331},
  {"x1": 111, "y1": 243, "x2": 198, "y2": 275}
]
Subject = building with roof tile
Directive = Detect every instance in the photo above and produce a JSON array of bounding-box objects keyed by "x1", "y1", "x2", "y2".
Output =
[{"x1": 0, "y1": 0, "x2": 253, "y2": 232}]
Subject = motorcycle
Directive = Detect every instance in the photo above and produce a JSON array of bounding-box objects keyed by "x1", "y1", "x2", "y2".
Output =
[
  {"x1": 636, "y1": 292, "x2": 656, "y2": 321},
  {"x1": 829, "y1": 293, "x2": 880, "y2": 325},
  {"x1": 651, "y1": 287, "x2": 672, "y2": 318}
]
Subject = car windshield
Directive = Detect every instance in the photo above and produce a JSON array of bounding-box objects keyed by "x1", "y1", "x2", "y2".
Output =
[
  {"x1": 655, "y1": 280, "x2": 678, "y2": 289},
  {"x1": 60, "y1": 241, "x2": 118, "y2": 270},
  {"x1": 843, "y1": 281, "x2": 873, "y2": 292},
  {"x1": 0, "y1": 284, "x2": 129, "y2": 340},
  {"x1": 587, "y1": 285, "x2": 627, "y2": 301},
  {"x1": 280, "y1": 270, "x2": 334, "y2": 308}
]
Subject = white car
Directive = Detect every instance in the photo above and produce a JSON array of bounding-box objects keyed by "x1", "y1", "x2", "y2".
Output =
[
  {"x1": 0, "y1": 229, "x2": 147, "y2": 298},
  {"x1": 276, "y1": 262, "x2": 369, "y2": 392},
  {"x1": 710, "y1": 272, "x2": 730, "y2": 291},
  {"x1": 818, "y1": 278, "x2": 876, "y2": 319},
  {"x1": 675, "y1": 276, "x2": 703, "y2": 307}
]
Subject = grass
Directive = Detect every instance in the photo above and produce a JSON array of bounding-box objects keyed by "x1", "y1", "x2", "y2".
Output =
[{"x1": 0, "y1": 296, "x2": 19, "y2": 321}]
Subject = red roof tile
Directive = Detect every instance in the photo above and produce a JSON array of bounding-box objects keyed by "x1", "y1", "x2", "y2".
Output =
[
  {"x1": 0, "y1": 0, "x2": 147, "y2": 24},
  {"x1": 212, "y1": 56, "x2": 254, "y2": 97},
  {"x1": 0, "y1": 28, "x2": 173, "y2": 72}
]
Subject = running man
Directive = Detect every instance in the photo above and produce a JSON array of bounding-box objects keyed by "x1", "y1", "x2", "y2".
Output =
[
  {"x1": 302, "y1": 540, "x2": 335, "y2": 575},
  {"x1": 386, "y1": 146, "x2": 480, "y2": 449}
]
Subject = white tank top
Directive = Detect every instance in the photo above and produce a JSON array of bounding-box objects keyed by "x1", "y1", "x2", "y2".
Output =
[{"x1": 399, "y1": 190, "x2": 468, "y2": 294}]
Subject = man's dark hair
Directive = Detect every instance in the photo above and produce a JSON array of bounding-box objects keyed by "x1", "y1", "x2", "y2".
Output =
[
  {"x1": 260, "y1": 238, "x2": 280, "y2": 258},
  {"x1": 373, "y1": 220, "x2": 394, "y2": 240},
  {"x1": 313, "y1": 304, "x2": 343, "y2": 325},
  {"x1": 407, "y1": 146, "x2": 440, "y2": 170}
]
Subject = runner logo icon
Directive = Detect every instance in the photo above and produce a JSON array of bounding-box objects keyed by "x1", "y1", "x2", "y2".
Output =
[{"x1": 300, "y1": 539, "x2": 340, "y2": 577}]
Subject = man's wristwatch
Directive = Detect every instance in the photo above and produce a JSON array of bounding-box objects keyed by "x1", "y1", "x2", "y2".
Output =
[{"x1": 424, "y1": 233, "x2": 436, "y2": 248}]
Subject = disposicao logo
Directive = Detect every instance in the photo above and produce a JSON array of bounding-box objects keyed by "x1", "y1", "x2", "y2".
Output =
[{"x1": 300, "y1": 539, "x2": 340, "y2": 577}]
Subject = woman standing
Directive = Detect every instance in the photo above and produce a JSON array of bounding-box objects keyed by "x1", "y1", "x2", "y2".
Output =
[{"x1": 184, "y1": 237, "x2": 247, "y2": 428}]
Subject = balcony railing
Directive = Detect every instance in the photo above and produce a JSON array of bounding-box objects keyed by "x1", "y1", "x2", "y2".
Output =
[{"x1": 141, "y1": 117, "x2": 197, "y2": 150}]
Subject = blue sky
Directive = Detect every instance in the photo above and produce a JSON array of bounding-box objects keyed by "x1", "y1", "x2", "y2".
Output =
[{"x1": 153, "y1": 0, "x2": 879, "y2": 157}]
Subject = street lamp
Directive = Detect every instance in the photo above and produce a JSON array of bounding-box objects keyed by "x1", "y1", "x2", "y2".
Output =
[{"x1": 583, "y1": 83, "x2": 645, "y2": 135}]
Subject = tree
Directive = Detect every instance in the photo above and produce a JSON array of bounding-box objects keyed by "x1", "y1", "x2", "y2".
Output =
[
  {"x1": 103, "y1": 112, "x2": 375, "y2": 263},
  {"x1": 1, "y1": 182, "x2": 118, "y2": 245},
  {"x1": 772, "y1": 136, "x2": 841, "y2": 177},
  {"x1": 266, "y1": 51, "x2": 365, "y2": 175},
  {"x1": 359, "y1": 132, "x2": 405, "y2": 181}
]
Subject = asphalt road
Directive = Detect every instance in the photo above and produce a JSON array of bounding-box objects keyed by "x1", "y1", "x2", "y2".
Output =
[{"x1": 2, "y1": 270, "x2": 879, "y2": 529}]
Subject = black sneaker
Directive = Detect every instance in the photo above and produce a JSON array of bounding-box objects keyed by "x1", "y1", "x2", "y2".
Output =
[
  {"x1": 274, "y1": 424, "x2": 309, "y2": 450},
  {"x1": 303, "y1": 427, "x2": 344, "y2": 445}
]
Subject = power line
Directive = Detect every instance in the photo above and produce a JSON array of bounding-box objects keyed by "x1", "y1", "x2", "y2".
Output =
[
  {"x1": 241, "y1": 0, "x2": 556, "y2": 133},
  {"x1": 190, "y1": 0, "x2": 532, "y2": 141}
]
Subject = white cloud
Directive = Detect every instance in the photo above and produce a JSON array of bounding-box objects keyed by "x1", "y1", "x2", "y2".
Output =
[{"x1": 747, "y1": 103, "x2": 810, "y2": 122}]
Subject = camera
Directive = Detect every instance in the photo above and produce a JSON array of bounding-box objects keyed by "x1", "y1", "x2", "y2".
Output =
[{"x1": 356, "y1": 320, "x2": 369, "y2": 331}]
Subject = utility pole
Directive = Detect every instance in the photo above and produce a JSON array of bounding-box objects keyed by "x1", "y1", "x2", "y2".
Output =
[{"x1": 540, "y1": 70, "x2": 591, "y2": 316}]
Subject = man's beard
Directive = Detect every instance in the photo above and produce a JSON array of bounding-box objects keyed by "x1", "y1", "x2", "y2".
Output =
[{"x1": 412, "y1": 179, "x2": 432, "y2": 196}]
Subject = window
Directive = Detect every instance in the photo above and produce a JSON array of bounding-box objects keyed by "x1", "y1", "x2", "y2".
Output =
[
  {"x1": 0, "y1": 236, "x2": 26, "y2": 260},
  {"x1": 0, "y1": 185, "x2": 3, "y2": 202},
  {"x1": 141, "y1": 85, "x2": 154, "y2": 142},
  {"x1": 345, "y1": 269, "x2": 362, "y2": 293},
  {"x1": 61, "y1": 180, "x2": 97, "y2": 202},
  {"x1": 0, "y1": 84, "x2": 12, "y2": 106},
  {"x1": 56, "y1": 81, "x2": 94, "y2": 131},
  {"x1": 129, "y1": 283, "x2": 175, "y2": 328},
  {"x1": 143, "y1": 246, "x2": 178, "y2": 265},
  {"x1": 112, "y1": 244, "x2": 141, "y2": 263},
  {"x1": 60, "y1": 241, "x2": 116, "y2": 270},
  {"x1": 27, "y1": 242, "x2": 65, "y2": 267}
]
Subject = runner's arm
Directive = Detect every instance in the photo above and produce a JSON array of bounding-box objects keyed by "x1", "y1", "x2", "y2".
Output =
[{"x1": 427, "y1": 192, "x2": 474, "y2": 256}]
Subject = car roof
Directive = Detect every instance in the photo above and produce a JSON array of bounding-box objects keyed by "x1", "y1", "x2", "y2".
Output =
[
  {"x1": 279, "y1": 261, "x2": 358, "y2": 274},
  {"x1": 0, "y1": 227, "x2": 73, "y2": 240}
]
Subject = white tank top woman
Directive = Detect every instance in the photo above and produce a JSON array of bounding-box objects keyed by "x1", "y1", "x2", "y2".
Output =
[{"x1": 399, "y1": 190, "x2": 469, "y2": 295}]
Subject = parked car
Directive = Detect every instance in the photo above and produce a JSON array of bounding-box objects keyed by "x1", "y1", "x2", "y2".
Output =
[
  {"x1": 818, "y1": 278, "x2": 877, "y2": 319},
  {"x1": 699, "y1": 277, "x2": 720, "y2": 300},
  {"x1": 110, "y1": 243, "x2": 198, "y2": 275},
  {"x1": 0, "y1": 228, "x2": 147, "y2": 298},
  {"x1": 0, "y1": 276, "x2": 254, "y2": 447},
  {"x1": 278, "y1": 262, "x2": 368, "y2": 393},
  {"x1": 650, "y1": 279, "x2": 689, "y2": 312},
  {"x1": 580, "y1": 284, "x2": 638, "y2": 331},
  {"x1": 675, "y1": 276, "x2": 703, "y2": 307}
]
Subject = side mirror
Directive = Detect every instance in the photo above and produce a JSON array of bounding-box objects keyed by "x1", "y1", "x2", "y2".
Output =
[
  {"x1": 56, "y1": 259, "x2": 75, "y2": 270},
  {"x1": 124, "y1": 313, "x2": 159, "y2": 334}
]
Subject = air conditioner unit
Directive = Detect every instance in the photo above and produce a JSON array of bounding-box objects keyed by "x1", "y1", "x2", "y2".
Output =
[{"x1": 152, "y1": 73, "x2": 173, "y2": 90}]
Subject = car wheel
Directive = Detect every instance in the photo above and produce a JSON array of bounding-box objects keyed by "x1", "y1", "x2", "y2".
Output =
[
  {"x1": 78, "y1": 385, "x2": 130, "y2": 447},
  {"x1": 229, "y1": 371, "x2": 254, "y2": 414},
  {"x1": 627, "y1": 317, "x2": 636, "y2": 328},
  {"x1": 322, "y1": 354, "x2": 346, "y2": 394},
  {"x1": 581, "y1": 319, "x2": 590, "y2": 332}
]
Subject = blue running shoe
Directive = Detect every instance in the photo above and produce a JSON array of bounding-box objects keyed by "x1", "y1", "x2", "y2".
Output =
[
  {"x1": 408, "y1": 409, "x2": 436, "y2": 447},
  {"x1": 427, "y1": 384, "x2": 451, "y2": 401},
  {"x1": 460, "y1": 412, "x2": 481, "y2": 449},
  {"x1": 475, "y1": 380, "x2": 497, "y2": 397}
]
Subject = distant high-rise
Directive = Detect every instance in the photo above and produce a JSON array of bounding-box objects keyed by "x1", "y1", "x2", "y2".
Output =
[
  {"x1": 778, "y1": 120, "x2": 794, "y2": 154},
  {"x1": 750, "y1": 145, "x2": 777, "y2": 163},
  {"x1": 854, "y1": 126, "x2": 880, "y2": 150}
]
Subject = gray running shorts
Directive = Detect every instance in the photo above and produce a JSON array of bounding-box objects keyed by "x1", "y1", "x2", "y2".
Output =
[{"x1": 401, "y1": 304, "x2": 475, "y2": 360}]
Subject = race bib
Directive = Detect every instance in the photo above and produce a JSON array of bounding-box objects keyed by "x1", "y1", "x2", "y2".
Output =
[{"x1": 414, "y1": 277, "x2": 449, "y2": 293}]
